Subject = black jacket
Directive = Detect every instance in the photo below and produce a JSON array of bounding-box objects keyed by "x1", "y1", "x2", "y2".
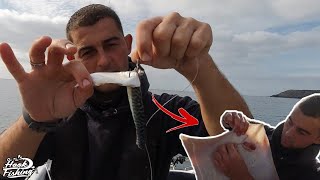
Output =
[
  {"x1": 27, "y1": 65, "x2": 208, "y2": 180},
  {"x1": 266, "y1": 123, "x2": 320, "y2": 180}
]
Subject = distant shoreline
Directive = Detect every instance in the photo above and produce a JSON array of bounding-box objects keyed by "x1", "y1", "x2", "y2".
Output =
[
  {"x1": 271, "y1": 90, "x2": 320, "y2": 99},
  {"x1": 1, "y1": 78, "x2": 317, "y2": 99}
]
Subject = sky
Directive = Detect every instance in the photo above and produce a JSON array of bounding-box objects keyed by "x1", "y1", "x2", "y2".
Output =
[{"x1": 0, "y1": 0, "x2": 319, "y2": 96}]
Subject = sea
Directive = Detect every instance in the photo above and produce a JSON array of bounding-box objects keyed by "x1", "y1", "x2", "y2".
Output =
[
  {"x1": 0, "y1": 79, "x2": 300, "y2": 133},
  {"x1": 0, "y1": 78, "x2": 302, "y2": 170}
]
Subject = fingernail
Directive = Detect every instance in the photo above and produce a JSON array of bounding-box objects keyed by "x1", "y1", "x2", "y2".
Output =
[
  {"x1": 67, "y1": 55, "x2": 75, "y2": 60},
  {"x1": 66, "y1": 44, "x2": 75, "y2": 49},
  {"x1": 142, "y1": 53, "x2": 151, "y2": 61},
  {"x1": 82, "y1": 79, "x2": 90, "y2": 87},
  {"x1": 250, "y1": 144, "x2": 256, "y2": 150},
  {"x1": 243, "y1": 142, "x2": 256, "y2": 151}
]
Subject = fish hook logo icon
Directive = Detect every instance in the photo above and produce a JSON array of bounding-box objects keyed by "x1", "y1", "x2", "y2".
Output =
[
  {"x1": 2, "y1": 155, "x2": 35, "y2": 179},
  {"x1": 152, "y1": 95, "x2": 199, "y2": 133}
]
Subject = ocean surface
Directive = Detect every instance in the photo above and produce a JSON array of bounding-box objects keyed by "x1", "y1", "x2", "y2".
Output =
[{"x1": 0, "y1": 79, "x2": 300, "y2": 133}]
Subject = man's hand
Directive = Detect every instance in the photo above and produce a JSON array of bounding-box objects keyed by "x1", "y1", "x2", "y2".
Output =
[
  {"x1": 222, "y1": 110, "x2": 250, "y2": 136},
  {"x1": 131, "y1": 12, "x2": 252, "y2": 136},
  {"x1": 131, "y1": 12, "x2": 212, "y2": 79},
  {"x1": 0, "y1": 36, "x2": 94, "y2": 122},
  {"x1": 213, "y1": 143, "x2": 254, "y2": 180}
]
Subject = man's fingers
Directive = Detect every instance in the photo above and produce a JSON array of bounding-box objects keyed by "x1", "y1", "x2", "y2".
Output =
[
  {"x1": 245, "y1": 121, "x2": 249, "y2": 134},
  {"x1": 170, "y1": 18, "x2": 194, "y2": 62},
  {"x1": 217, "y1": 144, "x2": 229, "y2": 160},
  {"x1": 0, "y1": 43, "x2": 26, "y2": 82},
  {"x1": 73, "y1": 82, "x2": 94, "y2": 108},
  {"x1": 47, "y1": 39, "x2": 77, "y2": 67},
  {"x1": 185, "y1": 23, "x2": 212, "y2": 58},
  {"x1": 63, "y1": 60, "x2": 93, "y2": 89},
  {"x1": 232, "y1": 112, "x2": 241, "y2": 135},
  {"x1": 29, "y1": 36, "x2": 52, "y2": 64},
  {"x1": 227, "y1": 144, "x2": 240, "y2": 159},
  {"x1": 240, "y1": 116, "x2": 249, "y2": 135},
  {"x1": 133, "y1": 16, "x2": 163, "y2": 62},
  {"x1": 242, "y1": 142, "x2": 256, "y2": 152},
  {"x1": 152, "y1": 22, "x2": 176, "y2": 58},
  {"x1": 64, "y1": 60, "x2": 94, "y2": 108},
  {"x1": 214, "y1": 158, "x2": 226, "y2": 173},
  {"x1": 153, "y1": 12, "x2": 182, "y2": 58},
  {"x1": 223, "y1": 112, "x2": 234, "y2": 127},
  {"x1": 237, "y1": 112, "x2": 249, "y2": 135},
  {"x1": 215, "y1": 144, "x2": 235, "y2": 174},
  {"x1": 236, "y1": 112, "x2": 245, "y2": 135},
  {"x1": 213, "y1": 152, "x2": 224, "y2": 168},
  {"x1": 213, "y1": 159, "x2": 220, "y2": 168}
]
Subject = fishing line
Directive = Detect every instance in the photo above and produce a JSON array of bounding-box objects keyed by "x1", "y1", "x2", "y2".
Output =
[
  {"x1": 144, "y1": 58, "x2": 199, "y2": 180},
  {"x1": 45, "y1": 164, "x2": 53, "y2": 180},
  {"x1": 145, "y1": 143, "x2": 153, "y2": 180},
  {"x1": 143, "y1": 58, "x2": 199, "y2": 180},
  {"x1": 146, "y1": 58, "x2": 200, "y2": 126}
]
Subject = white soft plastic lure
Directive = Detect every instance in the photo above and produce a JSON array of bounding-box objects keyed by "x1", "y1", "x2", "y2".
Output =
[
  {"x1": 180, "y1": 124, "x2": 279, "y2": 180},
  {"x1": 90, "y1": 71, "x2": 140, "y2": 87}
]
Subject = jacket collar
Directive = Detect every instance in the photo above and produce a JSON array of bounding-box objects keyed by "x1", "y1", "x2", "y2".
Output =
[{"x1": 80, "y1": 57, "x2": 150, "y2": 118}]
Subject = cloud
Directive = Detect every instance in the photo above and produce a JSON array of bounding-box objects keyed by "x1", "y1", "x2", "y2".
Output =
[
  {"x1": 0, "y1": 9, "x2": 67, "y2": 78},
  {"x1": 234, "y1": 26, "x2": 320, "y2": 56},
  {"x1": 271, "y1": 0, "x2": 320, "y2": 21}
]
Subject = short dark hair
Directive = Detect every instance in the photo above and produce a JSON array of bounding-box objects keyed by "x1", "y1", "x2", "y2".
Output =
[
  {"x1": 66, "y1": 4, "x2": 124, "y2": 41},
  {"x1": 298, "y1": 93, "x2": 320, "y2": 119}
]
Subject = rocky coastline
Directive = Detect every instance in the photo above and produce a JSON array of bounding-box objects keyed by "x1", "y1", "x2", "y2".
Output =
[{"x1": 271, "y1": 90, "x2": 320, "y2": 99}]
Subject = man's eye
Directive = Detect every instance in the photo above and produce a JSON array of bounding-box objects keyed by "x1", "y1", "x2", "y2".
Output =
[
  {"x1": 107, "y1": 44, "x2": 117, "y2": 48},
  {"x1": 81, "y1": 50, "x2": 95, "y2": 58},
  {"x1": 81, "y1": 51, "x2": 89, "y2": 57},
  {"x1": 298, "y1": 130, "x2": 306, "y2": 135},
  {"x1": 104, "y1": 42, "x2": 118, "y2": 48}
]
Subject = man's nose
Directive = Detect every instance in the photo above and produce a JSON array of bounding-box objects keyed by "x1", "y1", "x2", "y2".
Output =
[{"x1": 97, "y1": 51, "x2": 110, "y2": 69}]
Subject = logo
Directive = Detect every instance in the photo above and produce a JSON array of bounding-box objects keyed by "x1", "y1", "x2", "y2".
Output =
[{"x1": 2, "y1": 155, "x2": 35, "y2": 178}]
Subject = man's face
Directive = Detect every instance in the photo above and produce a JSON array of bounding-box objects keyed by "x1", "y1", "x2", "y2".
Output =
[
  {"x1": 281, "y1": 107, "x2": 320, "y2": 149},
  {"x1": 70, "y1": 17, "x2": 132, "y2": 92}
]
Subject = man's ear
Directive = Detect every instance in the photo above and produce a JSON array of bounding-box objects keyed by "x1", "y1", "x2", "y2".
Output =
[{"x1": 124, "y1": 34, "x2": 133, "y2": 54}]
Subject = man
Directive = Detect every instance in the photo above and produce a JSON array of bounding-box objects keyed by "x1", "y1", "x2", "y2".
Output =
[
  {"x1": 213, "y1": 93, "x2": 320, "y2": 180},
  {"x1": 0, "y1": 4, "x2": 251, "y2": 180}
]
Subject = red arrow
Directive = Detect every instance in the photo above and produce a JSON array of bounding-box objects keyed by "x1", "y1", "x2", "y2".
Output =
[{"x1": 152, "y1": 95, "x2": 199, "y2": 133}]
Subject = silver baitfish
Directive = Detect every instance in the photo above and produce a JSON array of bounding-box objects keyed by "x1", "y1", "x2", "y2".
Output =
[
  {"x1": 126, "y1": 64, "x2": 147, "y2": 150},
  {"x1": 90, "y1": 64, "x2": 147, "y2": 150}
]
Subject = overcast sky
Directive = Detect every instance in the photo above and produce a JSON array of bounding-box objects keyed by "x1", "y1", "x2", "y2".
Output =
[{"x1": 0, "y1": 0, "x2": 319, "y2": 96}]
